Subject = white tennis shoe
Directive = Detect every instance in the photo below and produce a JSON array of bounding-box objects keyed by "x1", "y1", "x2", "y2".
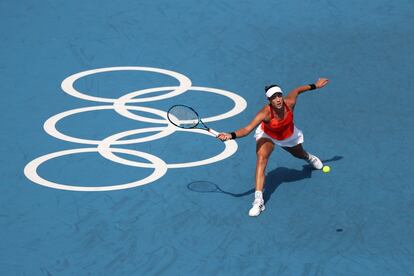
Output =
[
  {"x1": 307, "y1": 153, "x2": 323, "y2": 170},
  {"x1": 249, "y1": 198, "x2": 265, "y2": 217}
]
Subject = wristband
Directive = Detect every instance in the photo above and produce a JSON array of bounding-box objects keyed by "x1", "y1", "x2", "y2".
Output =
[
  {"x1": 230, "y1": 132, "x2": 237, "y2": 139},
  {"x1": 309, "y1": 84, "x2": 316, "y2": 90}
]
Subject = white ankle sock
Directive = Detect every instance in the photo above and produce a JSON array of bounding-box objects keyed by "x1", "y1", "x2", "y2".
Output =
[{"x1": 255, "y1": 191, "x2": 263, "y2": 200}]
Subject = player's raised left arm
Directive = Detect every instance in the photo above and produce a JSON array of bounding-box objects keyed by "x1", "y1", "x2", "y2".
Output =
[{"x1": 285, "y1": 78, "x2": 329, "y2": 107}]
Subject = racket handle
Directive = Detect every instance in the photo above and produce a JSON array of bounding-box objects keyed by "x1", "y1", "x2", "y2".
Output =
[{"x1": 208, "y1": 128, "x2": 219, "y2": 137}]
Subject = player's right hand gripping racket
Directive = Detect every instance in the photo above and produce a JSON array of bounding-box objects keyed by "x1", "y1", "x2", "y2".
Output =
[{"x1": 167, "y1": 104, "x2": 219, "y2": 137}]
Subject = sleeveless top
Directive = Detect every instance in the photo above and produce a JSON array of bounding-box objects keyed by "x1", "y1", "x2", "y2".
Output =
[{"x1": 261, "y1": 103, "x2": 294, "y2": 140}]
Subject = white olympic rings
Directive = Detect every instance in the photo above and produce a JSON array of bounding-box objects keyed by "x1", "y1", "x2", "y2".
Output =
[{"x1": 24, "y1": 66, "x2": 247, "y2": 191}]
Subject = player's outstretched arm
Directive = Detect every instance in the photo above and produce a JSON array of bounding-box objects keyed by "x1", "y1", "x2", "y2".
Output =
[
  {"x1": 218, "y1": 106, "x2": 267, "y2": 141},
  {"x1": 285, "y1": 78, "x2": 329, "y2": 108}
]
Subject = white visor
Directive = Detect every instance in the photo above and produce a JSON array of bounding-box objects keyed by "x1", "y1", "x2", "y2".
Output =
[{"x1": 265, "y1": 86, "x2": 283, "y2": 98}]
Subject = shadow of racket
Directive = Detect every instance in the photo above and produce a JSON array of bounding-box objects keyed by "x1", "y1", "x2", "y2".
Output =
[{"x1": 187, "y1": 181, "x2": 254, "y2": 197}]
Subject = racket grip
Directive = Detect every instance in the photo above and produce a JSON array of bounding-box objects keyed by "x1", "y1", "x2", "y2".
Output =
[{"x1": 208, "y1": 128, "x2": 220, "y2": 137}]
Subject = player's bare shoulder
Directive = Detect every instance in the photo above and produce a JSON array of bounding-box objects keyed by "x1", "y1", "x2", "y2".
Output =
[
  {"x1": 244, "y1": 105, "x2": 270, "y2": 132},
  {"x1": 260, "y1": 104, "x2": 271, "y2": 123},
  {"x1": 284, "y1": 97, "x2": 296, "y2": 110}
]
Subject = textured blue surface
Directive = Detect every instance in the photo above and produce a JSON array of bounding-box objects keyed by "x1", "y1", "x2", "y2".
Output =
[{"x1": 1, "y1": 0, "x2": 414, "y2": 275}]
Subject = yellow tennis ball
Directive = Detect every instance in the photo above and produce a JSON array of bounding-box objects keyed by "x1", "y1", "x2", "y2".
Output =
[{"x1": 322, "y1": 165, "x2": 331, "y2": 173}]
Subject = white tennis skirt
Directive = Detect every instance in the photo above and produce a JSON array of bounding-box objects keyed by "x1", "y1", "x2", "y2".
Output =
[{"x1": 254, "y1": 125, "x2": 304, "y2": 147}]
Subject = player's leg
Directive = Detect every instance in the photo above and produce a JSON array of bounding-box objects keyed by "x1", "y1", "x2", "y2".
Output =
[
  {"x1": 249, "y1": 138, "x2": 274, "y2": 217},
  {"x1": 281, "y1": 143, "x2": 308, "y2": 159},
  {"x1": 256, "y1": 138, "x2": 274, "y2": 191},
  {"x1": 282, "y1": 143, "x2": 323, "y2": 169}
]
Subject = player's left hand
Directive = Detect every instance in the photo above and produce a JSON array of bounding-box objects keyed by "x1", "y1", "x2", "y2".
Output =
[{"x1": 315, "y1": 78, "x2": 329, "y2": 88}]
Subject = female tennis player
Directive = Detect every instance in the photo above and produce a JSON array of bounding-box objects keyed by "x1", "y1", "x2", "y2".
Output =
[{"x1": 218, "y1": 78, "x2": 329, "y2": 216}]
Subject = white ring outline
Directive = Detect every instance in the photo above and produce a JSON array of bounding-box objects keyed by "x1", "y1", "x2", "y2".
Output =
[
  {"x1": 25, "y1": 66, "x2": 248, "y2": 192},
  {"x1": 97, "y1": 128, "x2": 238, "y2": 169},
  {"x1": 23, "y1": 147, "x2": 167, "y2": 191},
  {"x1": 61, "y1": 66, "x2": 192, "y2": 103},
  {"x1": 43, "y1": 105, "x2": 176, "y2": 145},
  {"x1": 113, "y1": 86, "x2": 247, "y2": 124}
]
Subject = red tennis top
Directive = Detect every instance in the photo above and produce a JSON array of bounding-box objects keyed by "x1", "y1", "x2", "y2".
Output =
[{"x1": 261, "y1": 103, "x2": 294, "y2": 140}]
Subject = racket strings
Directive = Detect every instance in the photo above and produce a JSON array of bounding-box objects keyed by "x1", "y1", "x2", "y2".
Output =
[{"x1": 168, "y1": 105, "x2": 199, "y2": 128}]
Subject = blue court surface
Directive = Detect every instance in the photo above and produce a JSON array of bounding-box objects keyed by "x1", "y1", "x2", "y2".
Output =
[{"x1": 1, "y1": 0, "x2": 414, "y2": 275}]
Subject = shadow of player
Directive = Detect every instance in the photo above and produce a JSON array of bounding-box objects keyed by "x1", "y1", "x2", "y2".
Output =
[
  {"x1": 187, "y1": 155, "x2": 343, "y2": 201},
  {"x1": 264, "y1": 155, "x2": 343, "y2": 203}
]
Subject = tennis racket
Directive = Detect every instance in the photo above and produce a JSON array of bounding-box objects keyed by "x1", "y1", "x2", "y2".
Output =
[{"x1": 167, "y1": 104, "x2": 219, "y2": 136}]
